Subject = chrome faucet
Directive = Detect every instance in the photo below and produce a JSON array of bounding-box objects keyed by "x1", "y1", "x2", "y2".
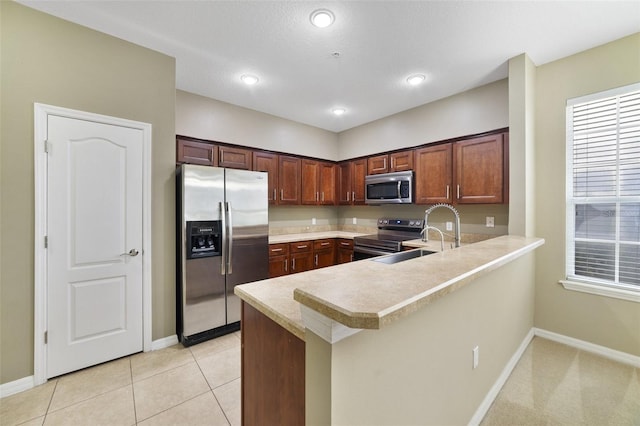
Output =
[{"x1": 422, "y1": 203, "x2": 461, "y2": 248}]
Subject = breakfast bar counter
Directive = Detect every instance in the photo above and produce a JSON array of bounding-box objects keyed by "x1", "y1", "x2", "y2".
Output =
[{"x1": 235, "y1": 235, "x2": 543, "y2": 339}]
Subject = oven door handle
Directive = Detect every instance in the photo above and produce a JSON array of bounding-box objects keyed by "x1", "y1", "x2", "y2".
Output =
[{"x1": 354, "y1": 246, "x2": 394, "y2": 257}]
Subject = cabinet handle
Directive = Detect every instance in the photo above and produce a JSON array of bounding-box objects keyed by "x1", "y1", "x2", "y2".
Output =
[
  {"x1": 271, "y1": 248, "x2": 283, "y2": 252},
  {"x1": 352, "y1": 191, "x2": 355, "y2": 201},
  {"x1": 446, "y1": 185, "x2": 450, "y2": 200},
  {"x1": 315, "y1": 254, "x2": 318, "y2": 266},
  {"x1": 321, "y1": 192, "x2": 325, "y2": 202},
  {"x1": 297, "y1": 245, "x2": 308, "y2": 249},
  {"x1": 383, "y1": 157, "x2": 387, "y2": 170},
  {"x1": 350, "y1": 254, "x2": 353, "y2": 261},
  {"x1": 457, "y1": 185, "x2": 460, "y2": 200},
  {"x1": 340, "y1": 242, "x2": 350, "y2": 246},
  {"x1": 284, "y1": 259, "x2": 288, "y2": 272},
  {"x1": 321, "y1": 242, "x2": 330, "y2": 246},
  {"x1": 316, "y1": 192, "x2": 319, "y2": 202},
  {"x1": 280, "y1": 189, "x2": 284, "y2": 200},
  {"x1": 292, "y1": 258, "x2": 296, "y2": 270},
  {"x1": 347, "y1": 191, "x2": 350, "y2": 201},
  {"x1": 391, "y1": 157, "x2": 394, "y2": 169}
]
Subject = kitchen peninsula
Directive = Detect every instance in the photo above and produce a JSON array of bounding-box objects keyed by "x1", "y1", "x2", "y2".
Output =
[{"x1": 236, "y1": 235, "x2": 544, "y2": 425}]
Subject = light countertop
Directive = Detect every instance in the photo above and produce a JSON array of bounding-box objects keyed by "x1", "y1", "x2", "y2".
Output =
[{"x1": 236, "y1": 235, "x2": 544, "y2": 341}]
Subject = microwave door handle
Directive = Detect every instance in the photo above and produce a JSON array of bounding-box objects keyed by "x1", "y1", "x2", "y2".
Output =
[
  {"x1": 226, "y1": 201, "x2": 233, "y2": 275},
  {"x1": 220, "y1": 202, "x2": 226, "y2": 275},
  {"x1": 397, "y1": 181, "x2": 402, "y2": 199}
]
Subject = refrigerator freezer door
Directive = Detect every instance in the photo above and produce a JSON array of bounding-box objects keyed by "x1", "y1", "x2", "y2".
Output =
[{"x1": 224, "y1": 169, "x2": 269, "y2": 323}]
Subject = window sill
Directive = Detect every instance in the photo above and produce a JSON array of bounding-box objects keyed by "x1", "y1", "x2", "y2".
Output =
[{"x1": 559, "y1": 280, "x2": 640, "y2": 303}]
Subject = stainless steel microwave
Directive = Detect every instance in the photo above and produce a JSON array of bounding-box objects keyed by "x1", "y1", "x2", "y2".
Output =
[{"x1": 365, "y1": 171, "x2": 413, "y2": 204}]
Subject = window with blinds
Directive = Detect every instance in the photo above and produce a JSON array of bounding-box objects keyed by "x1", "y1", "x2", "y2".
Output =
[{"x1": 566, "y1": 83, "x2": 640, "y2": 292}]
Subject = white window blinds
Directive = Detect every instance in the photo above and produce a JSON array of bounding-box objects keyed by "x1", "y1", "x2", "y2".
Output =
[{"x1": 566, "y1": 84, "x2": 640, "y2": 290}]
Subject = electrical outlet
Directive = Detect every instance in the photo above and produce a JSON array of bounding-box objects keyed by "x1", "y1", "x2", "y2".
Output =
[
  {"x1": 486, "y1": 216, "x2": 495, "y2": 228},
  {"x1": 446, "y1": 221, "x2": 453, "y2": 231},
  {"x1": 312, "y1": 217, "x2": 317, "y2": 225},
  {"x1": 473, "y1": 346, "x2": 479, "y2": 369},
  {"x1": 352, "y1": 217, "x2": 357, "y2": 225}
]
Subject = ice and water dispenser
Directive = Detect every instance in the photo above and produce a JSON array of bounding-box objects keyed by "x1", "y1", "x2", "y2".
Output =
[{"x1": 186, "y1": 221, "x2": 221, "y2": 259}]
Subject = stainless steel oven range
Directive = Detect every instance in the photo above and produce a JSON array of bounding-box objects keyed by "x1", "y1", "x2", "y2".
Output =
[{"x1": 353, "y1": 218, "x2": 424, "y2": 260}]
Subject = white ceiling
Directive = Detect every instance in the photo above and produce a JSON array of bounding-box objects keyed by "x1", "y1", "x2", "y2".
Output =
[{"x1": 18, "y1": 1, "x2": 640, "y2": 133}]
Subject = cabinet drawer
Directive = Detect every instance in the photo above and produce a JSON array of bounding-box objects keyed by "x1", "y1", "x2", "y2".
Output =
[
  {"x1": 313, "y1": 239, "x2": 335, "y2": 250},
  {"x1": 269, "y1": 243, "x2": 289, "y2": 257},
  {"x1": 336, "y1": 239, "x2": 354, "y2": 249},
  {"x1": 289, "y1": 241, "x2": 312, "y2": 253}
]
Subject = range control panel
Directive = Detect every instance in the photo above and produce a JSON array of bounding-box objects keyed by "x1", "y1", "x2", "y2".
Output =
[{"x1": 377, "y1": 218, "x2": 424, "y2": 230}]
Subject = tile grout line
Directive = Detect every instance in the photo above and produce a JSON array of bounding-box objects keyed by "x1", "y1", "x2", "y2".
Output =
[
  {"x1": 129, "y1": 357, "x2": 139, "y2": 425},
  {"x1": 133, "y1": 389, "x2": 214, "y2": 424}
]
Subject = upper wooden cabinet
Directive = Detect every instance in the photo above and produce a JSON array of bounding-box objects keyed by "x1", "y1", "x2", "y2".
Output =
[
  {"x1": 253, "y1": 151, "x2": 279, "y2": 205},
  {"x1": 302, "y1": 160, "x2": 336, "y2": 205},
  {"x1": 278, "y1": 156, "x2": 301, "y2": 205},
  {"x1": 219, "y1": 145, "x2": 252, "y2": 170},
  {"x1": 414, "y1": 144, "x2": 453, "y2": 204},
  {"x1": 337, "y1": 158, "x2": 367, "y2": 205},
  {"x1": 453, "y1": 133, "x2": 507, "y2": 204},
  {"x1": 176, "y1": 137, "x2": 217, "y2": 166},
  {"x1": 367, "y1": 150, "x2": 414, "y2": 174}
]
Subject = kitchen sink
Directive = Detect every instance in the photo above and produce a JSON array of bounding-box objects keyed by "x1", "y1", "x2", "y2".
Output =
[{"x1": 371, "y1": 249, "x2": 437, "y2": 264}]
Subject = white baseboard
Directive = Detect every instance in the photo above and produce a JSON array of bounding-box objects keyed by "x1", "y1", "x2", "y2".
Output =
[
  {"x1": 151, "y1": 334, "x2": 179, "y2": 351},
  {"x1": 0, "y1": 376, "x2": 35, "y2": 399},
  {"x1": 1, "y1": 335, "x2": 178, "y2": 399},
  {"x1": 468, "y1": 328, "x2": 535, "y2": 426},
  {"x1": 533, "y1": 328, "x2": 640, "y2": 368}
]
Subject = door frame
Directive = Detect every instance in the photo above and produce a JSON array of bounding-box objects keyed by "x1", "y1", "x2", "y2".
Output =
[{"x1": 33, "y1": 103, "x2": 153, "y2": 385}]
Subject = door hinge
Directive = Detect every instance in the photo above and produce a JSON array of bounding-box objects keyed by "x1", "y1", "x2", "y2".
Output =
[
  {"x1": 44, "y1": 140, "x2": 50, "y2": 153},
  {"x1": 44, "y1": 331, "x2": 48, "y2": 344},
  {"x1": 44, "y1": 236, "x2": 48, "y2": 248}
]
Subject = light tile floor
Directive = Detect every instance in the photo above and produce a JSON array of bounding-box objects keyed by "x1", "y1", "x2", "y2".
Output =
[
  {"x1": 1, "y1": 332, "x2": 241, "y2": 426},
  {"x1": 3, "y1": 335, "x2": 639, "y2": 425}
]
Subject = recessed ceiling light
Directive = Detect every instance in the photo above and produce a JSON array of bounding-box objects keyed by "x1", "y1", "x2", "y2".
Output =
[
  {"x1": 310, "y1": 9, "x2": 334, "y2": 28},
  {"x1": 406, "y1": 74, "x2": 426, "y2": 86},
  {"x1": 332, "y1": 108, "x2": 346, "y2": 116},
  {"x1": 240, "y1": 74, "x2": 259, "y2": 85}
]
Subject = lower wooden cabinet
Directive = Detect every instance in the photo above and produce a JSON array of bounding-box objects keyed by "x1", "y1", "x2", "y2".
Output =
[
  {"x1": 268, "y1": 238, "x2": 353, "y2": 278},
  {"x1": 268, "y1": 243, "x2": 289, "y2": 278},
  {"x1": 336, "y1": 238, "x2": 354, "y2": 264},
  {"x1": 313, "y1": 239, "x2": 335, "y2": 269},
  {"x1": 241, "y1": 302, "x2": 304, "y2": 425}
]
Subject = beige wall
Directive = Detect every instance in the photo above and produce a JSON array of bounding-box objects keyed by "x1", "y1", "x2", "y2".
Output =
[
  {"x1": 0, "y1": 2, "x2": 176, "y2": 384},
  {"x1": 337, "y1": 79, "x2": 509, "y2": 160},
  {"x1": 176, "y1": 90, "x2": 339, "y2": 161},
  {"x1": 306, "y1": 251, "x2": 536, "y2": 425},
  {"x1": 533, "y1": 33, "x2": 640, "y2": 355}
]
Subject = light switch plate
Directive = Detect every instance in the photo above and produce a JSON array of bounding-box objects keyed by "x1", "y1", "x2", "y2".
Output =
[{"x1": 352, "y1": 217, "x2": 357, "y2": 225}]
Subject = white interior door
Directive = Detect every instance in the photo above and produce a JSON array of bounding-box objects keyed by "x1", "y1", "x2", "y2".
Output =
[{"x1": 46, "y1": 115, "x2": 143, "y2": 378}]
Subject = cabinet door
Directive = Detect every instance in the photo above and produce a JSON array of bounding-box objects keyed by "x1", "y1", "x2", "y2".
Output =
[
  {"x1": 319, "y1": 163, "x2": 336, "y2": 205},
  {"x1": 269, "y1": 255, "x2": 289, "y2": 278},
  {"x1": 301, "y1": 160, "x2": 320, "y2": 205},
  {"x1": 414, "y1": 144, "x2": 453, "y2": 204},
  {"x1": 253, "y1": 151, "x2": 278, "y2": 205},
  {"x1": 390, "y1": 150, "x2": 414, "y2": 172},
  {"x1": 290, "y1": 252, "x2": 313, "y2": 273},
  {"x1": 352, "y1": 159, "x2": 367, "y2": 205},
  {"x1": 337, "y1": 162, "x2": 352, "y2": 205},
  {"x1": 219, "y1": 146, "x2": 252, "y2": 169},
  {"x1": 313, "y1": 239, "x2": 335, "y2": 269},
  {"x1": 367, "y1": 154, "x2": 388, "y2": 174},
  {"x1": 453, "y1": 134, "x2": 504, "y2": 204},
  {"x1": 278, "y1": 156, "x2": 301, "y2": 205},
  {"x1": 176, "y1": 137, "x2": 217, "y2": 166}
]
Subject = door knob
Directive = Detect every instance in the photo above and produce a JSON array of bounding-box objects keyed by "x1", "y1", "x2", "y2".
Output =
[{"x1": 121, "y1": 249, "x2": 139, "y2": 257}]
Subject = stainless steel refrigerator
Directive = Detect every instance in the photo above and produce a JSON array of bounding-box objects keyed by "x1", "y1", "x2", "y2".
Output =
[{"x1": 176, "y1": 164, "x2": 269, "y2": 346}]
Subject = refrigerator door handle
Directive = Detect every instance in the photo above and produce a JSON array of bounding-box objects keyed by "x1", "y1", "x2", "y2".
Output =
[
  {"x1": 226, "y1": 201, "x2": 233, "y2": 275},
  {"x1": 220, "y1": 201, "x2": 227, "y2": 275}
]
